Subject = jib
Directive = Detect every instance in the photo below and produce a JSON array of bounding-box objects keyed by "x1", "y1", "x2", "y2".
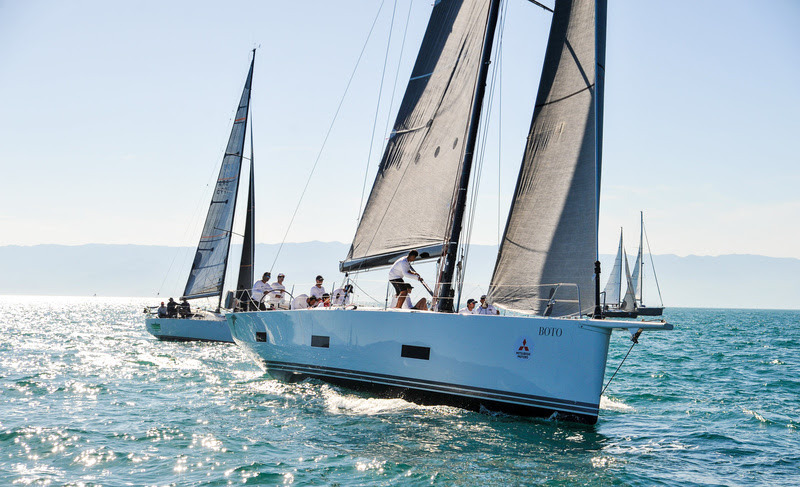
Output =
[{"x1": 538, "y1": 327, "x2": 562, "y2": 337}]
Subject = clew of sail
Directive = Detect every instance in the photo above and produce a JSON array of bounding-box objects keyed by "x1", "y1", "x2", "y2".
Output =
[
  {"x1": 489, "y1": 0, "x2": 606, "y2": 316},
  {"x1": 340, "y1": 0, "x2": 493, "y2": 273},
  {"x1": 183, "y1": 58, "x2": 254, "y2": 300}
]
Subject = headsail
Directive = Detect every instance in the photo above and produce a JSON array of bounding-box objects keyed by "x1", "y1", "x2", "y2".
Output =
[
  {"x1": 603, "y1": 230, "x2": 623, "y2": 306},
  {"x1": 340, "y1": 0, "x2": 494, "y2": 273},
  {"x1": 489, "y1": 0, "x2": 607, "y2": 315},
  {"x1": 621, "y1": 248, "x2": 636, "y2": 311},
  {"x1": 183, "y1": 57, "x2": 254, "y2": 301}
]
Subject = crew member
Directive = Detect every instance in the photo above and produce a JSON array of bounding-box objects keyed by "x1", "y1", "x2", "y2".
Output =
[
  {"x1": 251, "y1": 272, "x2": 272, "y2": 310},
  {"x1": 476, "y1": 295, "x2": 499, "y2": 315},
  {"x1": 388, "y1": 250, "x2": 423, "y2": 309},
  {"x1": 459, "y1": 298, "x2": 477, "y2": 315},
  {"x1": 332, "y1": 284, "x2": 354, "y2": 306},
  {"x1": 310, "y1": 275, "x2": 326, "y2": 300},
  {"x1": 269, "y1": 273, "x2": 286, "y2": 305},
  {"x1": 166, "y1": 297, "x2": 178, "y2": 318}
]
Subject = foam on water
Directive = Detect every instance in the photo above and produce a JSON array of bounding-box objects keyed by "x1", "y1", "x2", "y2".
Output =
[{"x1": 1, "y1": 298, "x2": 799, "y2": 486}]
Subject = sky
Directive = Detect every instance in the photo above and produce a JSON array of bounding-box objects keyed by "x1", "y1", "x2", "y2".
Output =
[{"x1": 1, "y1": 0, "x2": 798, "y2": 259}]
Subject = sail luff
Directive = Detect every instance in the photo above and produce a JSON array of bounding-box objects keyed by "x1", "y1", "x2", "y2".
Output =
[
  {"x1": 488, "y1": 0, "x2": 606, "y2": 316},
  {"x1": 182, "y1": 55, "x2": 254, "y2": 303},
  {"x1": 437, "y1": 0, "x2": 502, "y2": 312}
]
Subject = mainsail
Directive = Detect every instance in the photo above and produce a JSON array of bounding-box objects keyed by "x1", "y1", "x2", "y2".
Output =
[
  {"x1": 489, "y1": 0, "x2": 606, "y2": 315},
  {"x1": 183, "y1": 57, "x2": 254, "y2": 301},
  {"x1": 340, "y1": 0, "x2": 494, "y2": 273}
]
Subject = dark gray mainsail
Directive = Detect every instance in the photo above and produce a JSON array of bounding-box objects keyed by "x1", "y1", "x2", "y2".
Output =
[
  {"x1": 183, "y1": 57, "x2": 254, "y2": 302},
  {"x1": 340, "y1": 0, "x2": 494, "y2": 273},
  {"x1": 489, "y1": 0, "x2": 607, "y2": 315}
]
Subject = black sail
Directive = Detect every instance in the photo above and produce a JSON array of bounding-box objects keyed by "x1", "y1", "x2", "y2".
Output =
[
  {"x1": 236, "y1": 134, "x2": 256, "y2": 297},
  {"x1": 340, "y1": 0, "x2": 493, "y2": 272},
  {"x1": 183, "y1": 58, "x2": 254, "y2": 300},
  {"x1": 488, "y1": 0, "x2": 606, "y2": 315}
]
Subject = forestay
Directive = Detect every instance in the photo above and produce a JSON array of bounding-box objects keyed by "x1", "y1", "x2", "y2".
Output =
[
  {"x1": 340, "y1": 0, "x2": 493, "y2": 273},
  {"x1": 489, "y1": 0, "x2": 606, "y2": 315},
  {"x1": 183, "y1": 59, "x2": 254, "y2": 300}
]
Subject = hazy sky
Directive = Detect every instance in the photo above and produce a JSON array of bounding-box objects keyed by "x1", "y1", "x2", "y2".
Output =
[{"x1": 1, "y1": 0, "x2": 798, "y2": 259}]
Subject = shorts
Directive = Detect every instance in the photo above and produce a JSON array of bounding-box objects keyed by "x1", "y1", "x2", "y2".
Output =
[{"x1": 390, "y1": 278, "x2": 412, "y2": 294}]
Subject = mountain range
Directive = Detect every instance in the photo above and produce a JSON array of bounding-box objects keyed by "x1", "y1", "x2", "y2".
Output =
[{"x1": 1, "y1": 242, "x2": 798, "y2": 310}]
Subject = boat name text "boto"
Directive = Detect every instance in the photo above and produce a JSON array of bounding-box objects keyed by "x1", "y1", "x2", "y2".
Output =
[{"x1": 538, "y1": 326, "x2": 563, "y2": 337}]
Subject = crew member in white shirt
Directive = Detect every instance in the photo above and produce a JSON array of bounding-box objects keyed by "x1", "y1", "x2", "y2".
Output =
[
  {"x1": 388, "y1": 250, "x2": 424, "y2": 309},
  {"x1": 458, "y1": 299, "x2": 477, "y2": 315},
  {"x1": 269, "y1": 273, "x2": 286, "y2": 305},
  {"x1": 310, "y1": 275, "x2": 326, "y2": 300},
  {"x1": 252, "y1": 272, "x2": 272, "y2": 310},
  {"x1": 332, "y1": 284, "x2": 354, "y2": 306},
  {"x1": 476, "y1": 294, "x2": 499, "y2": 315},
  {"x1": 291, "y1": 294, "x2": 319, "y2": 310}
]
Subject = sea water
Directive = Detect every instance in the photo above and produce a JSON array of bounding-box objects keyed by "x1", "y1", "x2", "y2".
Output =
[{"x1": 1, "y1": 296, "x2": 798, "y2": 486}]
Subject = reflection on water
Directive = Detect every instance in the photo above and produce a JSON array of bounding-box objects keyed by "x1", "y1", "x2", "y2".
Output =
[{"x1": 1, "y1": 297, "x2": 798, "y2": 485}]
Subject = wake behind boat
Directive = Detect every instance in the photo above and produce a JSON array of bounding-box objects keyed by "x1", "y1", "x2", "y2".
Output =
[
  {"x1": 145, "y1": 51, "x2": 257, "y2": 343},
  {"x1": 229, "y1": 0, "x2": 672, "y2": 423}
]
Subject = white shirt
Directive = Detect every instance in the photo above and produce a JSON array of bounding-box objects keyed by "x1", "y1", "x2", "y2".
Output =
[
  {"x1": 269, "y1": 281, "x2": 286, "y2": 300},
  {"x1": 291, "y1": 294, "x2": 310, "y2": 310},
  {"x1": 310, "y1": 284, "x2": 326, "y2": 299},
  {"x1": 331, "y1": 288, "x2": 351, "y2": 306},
  {"x1": 458, "y1": 306, "x2": 476, "y2": 315},
  {"x1": 388, "y1": 256, "x2": 418, "y2": 281},
  {"x1": 476, "y1": 304, "x2": 498, "y2": 315},
  {"x1": 252, "y1": 280, "x2": 272, "y2": 301}
]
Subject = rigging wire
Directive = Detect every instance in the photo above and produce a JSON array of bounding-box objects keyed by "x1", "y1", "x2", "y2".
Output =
[
  {"x1": 357, "y1": 0, "x2": 400, "y2": 221},
  {"x1": 269, "y1": 0, "x2": 388, "y2": 273},
  {"x1": 601, "y1": 338, "x2": 638, "y2": 396}
]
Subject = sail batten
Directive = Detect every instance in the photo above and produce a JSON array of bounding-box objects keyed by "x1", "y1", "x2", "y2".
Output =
[
  {"x1": 183, "y1": 58, "x2": 254, "y2": 301},
  {"x1": 341, "y1": 0, "x2": 494, "y2": 273},
  {"x1": 488, "y1": 0, "x2": 606, "y2": 316}
]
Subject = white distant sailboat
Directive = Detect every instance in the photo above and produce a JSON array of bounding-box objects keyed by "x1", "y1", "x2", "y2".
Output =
[
  {"x1": 602, "y1": 229, "x2": 638, "y2": 318},
  {"x1": 228, "y1": 0, "x2": 671, "y2": 424},
  {"x1": 632, "y1": 211, "x2": 665, "y2": 316},
  {"x1": 145, "y1": 52, "x2": 257, "y2": 343}
]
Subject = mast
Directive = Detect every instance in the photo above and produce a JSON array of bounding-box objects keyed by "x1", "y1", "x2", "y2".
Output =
[
  {"x1": 437, "y1": 0, "x2": 502, "y2": 313},
  {"x1": 638, "y1": 210, "x2": 644, "y2": 304}
]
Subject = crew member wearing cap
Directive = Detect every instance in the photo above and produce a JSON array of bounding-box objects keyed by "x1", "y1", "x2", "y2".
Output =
[
  {"x1": 310, "y1": 275, "x2": 326, "y2": 300},
  {"x1": 459, "y1": 299, "x2": 477, "y2": 315},
  {"x1": 476, "y1": 294, "x2": 499, "y2": 315},
  {"x1": 252, "y1": 272, "x2": 272, "y2": 310},
  {"x1": 388, "y1": 249, "x2": 424, "y2": 309},
  {"x1": 269, "y1": 273, "x2": 286, "y2": 304}
]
